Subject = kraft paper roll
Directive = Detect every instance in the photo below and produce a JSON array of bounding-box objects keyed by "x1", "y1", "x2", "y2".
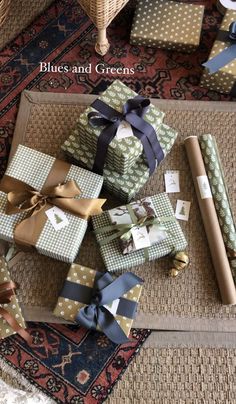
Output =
[{"x1": 185, "y1": 136, "x2": 236, "y2": 305}]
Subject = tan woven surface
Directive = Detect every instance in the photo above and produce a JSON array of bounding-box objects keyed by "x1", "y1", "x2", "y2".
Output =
[
  {"x1": 77, "y1": 0, "x2": 130, "y2": 28},
  {"x1": 1, "y1": 342, "x2": 236, "y2": 404},
  {"x1": 0, "y1": 0, "x2": 53, "y2": 50},
  {"x1": 7, "y1": 91, "x2": 236, "y2": 331}
]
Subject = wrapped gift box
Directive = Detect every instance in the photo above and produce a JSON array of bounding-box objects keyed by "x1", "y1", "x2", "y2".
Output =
[
  {"x1": 200, "y1": 10, "x2": 236, "y2": 95},
  {"x1": 0, "y1": 256, "x2": 26, "y2": 339},
  {"x1": 65, "y1": 80, "x2": 165, "y2": 175},
  {"x1": 0, "y1": 145, "x2": 104, "y2": 263},
  {"x1": 54, "y1": 263, "x2": 143, "y2": 339},
  {"x1": 92, "y1": 193, "x2": 188, "y2": 272},
  {"x1": 62, "y1": 123, "x2": 178, "y2": 203},
  {"x1": 108, "y1": 197, "x2": 167, "y2": 254},
  {"x1": 130, "y1": 0, "x2": 204, "y2": 53}
]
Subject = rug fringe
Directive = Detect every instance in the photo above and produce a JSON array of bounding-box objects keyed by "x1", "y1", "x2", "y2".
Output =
[{"x1": 0, "y1": 357, "x2": 55, "y2": 403}]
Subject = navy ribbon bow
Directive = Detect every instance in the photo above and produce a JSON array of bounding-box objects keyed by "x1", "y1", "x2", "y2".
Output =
[
  {"x1": 88, "y1": 96, "x2": 164, "y2": 176},
  {"x1": 72, "y1": 272, "x2": 143, "y2": 344},
  {"x1": 203, "y1": 21, "x2": 236, "y2": 73}
]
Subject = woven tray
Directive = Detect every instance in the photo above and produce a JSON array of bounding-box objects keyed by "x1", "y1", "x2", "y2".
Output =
[{"x1": 7, "y1": 91, "x2": 236, "y2": 332}]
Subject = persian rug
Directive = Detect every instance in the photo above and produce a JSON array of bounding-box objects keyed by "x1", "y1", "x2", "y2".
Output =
[
  {"x1": 0, "y1": 0, "x2": 234, "y2": 176},
  {"x1": 0, "y1": 323, "x2": 150, "y2": 403}
]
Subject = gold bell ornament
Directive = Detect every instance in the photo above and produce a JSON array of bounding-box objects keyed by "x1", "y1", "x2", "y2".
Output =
[{"x1": 169, "y1": 251, "x2": 189, "y2": 277}]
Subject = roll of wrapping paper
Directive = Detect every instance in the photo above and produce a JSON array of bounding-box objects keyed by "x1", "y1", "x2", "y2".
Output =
[
  {"x1": 185, "y1": 136, "x2": 236, "y2": 305},
  {"x1": 199, "y1": 134, "x2": 236, "y2": 282}
]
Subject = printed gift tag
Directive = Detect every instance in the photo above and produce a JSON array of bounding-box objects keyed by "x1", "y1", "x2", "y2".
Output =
[
  {"x1": 45, "y1": 206, "x2": 69, "y2": 231},
  {"x1": 164, "y1": 170, "x2": 180, "y2": 193},
  {"x1": 197, "y1": 176, "x2": 212, "y2": 199},
  {"x1": 131, "y1": 226, "x2": 151, "y2": 250},
  {"x1": 175, "y1": 200, "x2": 191, "y2": 221},
  {"x1": 116, "y1": 121, "x2": 134, "y2": 139}
]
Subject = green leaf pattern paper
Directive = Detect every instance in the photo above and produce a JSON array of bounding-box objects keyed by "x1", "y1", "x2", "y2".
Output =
[
  {"x1": 62, "y1": 123, "x2": 178, "y2": 203},
  {"x1": 70, "y1": 80, "x2": 165, "y2": 175},
  {"x1": 199, "y1": 134, "x2": 236, "y2": 280}
]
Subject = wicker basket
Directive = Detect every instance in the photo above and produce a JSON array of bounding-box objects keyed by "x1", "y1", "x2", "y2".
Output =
[
  {"x1": 78, "y1": 0, "x2": 130, "y2": 54},
  {"x1": 0, "y1": 0, "x2": 11, "y2": 27}
]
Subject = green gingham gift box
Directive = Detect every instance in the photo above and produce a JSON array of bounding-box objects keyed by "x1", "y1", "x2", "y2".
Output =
[
  {"x1": 0, "y1": 145, "x2": 104, "y2": 263},
  {"x1": 62, "y1": 80, "x2": 165, "y2": 175},
  {"x1": 92, "y1": 193, "x2": 188, "y2": 272},
  {"x1": 62, "y1": 124, "x2": 178, "y2": 203}
]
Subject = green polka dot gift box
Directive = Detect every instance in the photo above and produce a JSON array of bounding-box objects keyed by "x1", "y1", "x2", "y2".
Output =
[
  {"x1": 64, "y1": 80, "x2": 165, "y2": 176},
  {"x1": 0, "y1": 145, "x2": 104, "y2": 263},
  {"x1": 199, "y1": 134, "x2": 236, "y2": 282},
  {"x1": 54, "y1": 263, "x2": 143, "y2": 340},
  {"x1": 200, "y1": 10, "x2": 236, "y2": 95},
  {"x1": 62, "y1": 123, "x2": 178, "y2": 203},
  {"x1": 0, "y1": 256, "x2": 26, "y2": 340},
  {"x1": 92, "y1": 193, "x2": 188, "y2": 272},
  {"x1": 130, "y1": 0, "x2": 204, "y2": 53}
]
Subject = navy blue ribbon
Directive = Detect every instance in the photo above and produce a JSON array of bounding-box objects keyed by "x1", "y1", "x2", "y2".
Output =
[
  {"x1": 203, "y1": 22, "x2": 236, "y2": 73},
  {"x1": 60, "y1": 271, "x2": 143, "y2": 344},
  {"x1": 88, "y1": 96, "x2": 164, "y2": 176}
]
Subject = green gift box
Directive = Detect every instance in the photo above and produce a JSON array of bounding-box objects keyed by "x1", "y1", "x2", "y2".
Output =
[
  {"x1": 130, "y1": 0, "x2": 204, "y2": 53},
  {"x1": 0, "y1": 256, "x2": 26, "y2": 340},
  {"x1": 62, "y1": 123, "x2": 178, "y2": 203},
  {"x1": 0, "y1": 145, "x2": 104, "y2": 263},
  {"x1": 63, "y1": 80, "x2": 165, "y2": 175},
  {"x1": 92, "y1": 193, "x2": 188, "y2": 272},
  {"x1": 200, "y1": 10, "x2": 236, "y2": 95},
  {"x1": 54, "y1": 263, "x2": 143, "y2": 343}
]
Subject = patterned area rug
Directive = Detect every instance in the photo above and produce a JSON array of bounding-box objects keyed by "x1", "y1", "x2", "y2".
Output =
[
  {"x1": 0, "y1": 323, "x2": 150, "y2": 403},
  {"x1": 0, "y1": 0, "x2": 234, "y2": 177}
]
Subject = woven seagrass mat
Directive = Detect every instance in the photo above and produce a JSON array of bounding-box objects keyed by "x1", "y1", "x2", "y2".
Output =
[
  {"x1": 7, "y1": 91, "x2": 236, "y2": 332},
  {"x1": 0, "y1": 0, "x2": 54, "y2": 51}
]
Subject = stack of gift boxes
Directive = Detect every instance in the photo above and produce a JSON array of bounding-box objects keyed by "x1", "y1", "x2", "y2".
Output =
[{"x1": 0, "y1": 79, "x2": 189, "y2": 344}]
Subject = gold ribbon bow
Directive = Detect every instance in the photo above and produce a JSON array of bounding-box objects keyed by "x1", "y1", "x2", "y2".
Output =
[
  {"x1": 0, "y1": 280, "x2": 32, "y2": 343},
  {"x1": 0, "y1": 165, "x2": 106, "y2": 248}
]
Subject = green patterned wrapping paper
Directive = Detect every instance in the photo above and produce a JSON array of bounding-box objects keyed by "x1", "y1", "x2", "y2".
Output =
[
  {"x1": 0, "y1": 256, "x2": 26, "y2": 339},
  {"x1": 130, "y1": 0, "x2": 204, "y2": 53},
  {"x1": 92, "y1": 193, "x2": 188, "y2": 272},
  {"x1": 0, "y1": 145, "x2": 104, "y2": 263},
  {"x1": 199, "y1": 134, "x2": 236, "y2": 280},
  {"x1": 62, "y1": 123, "x2": 178, "y2": 203},
  {"x1": 65, "y1": 80, "x2": 165, "y2": 175}
]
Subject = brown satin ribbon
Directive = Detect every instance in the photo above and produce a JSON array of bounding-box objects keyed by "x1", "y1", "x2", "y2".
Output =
[
  {"x1": 0, "y1": 159, "x2": 106, "y2": 248},
  {"x1": 0, "y1": 281, "x2": 32, "y2": 343}
]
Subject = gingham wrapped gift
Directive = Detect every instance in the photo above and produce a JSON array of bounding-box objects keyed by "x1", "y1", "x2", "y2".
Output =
[
  {"x1": 92, "y1": 193, "x2": 188, "y2": 272},
  {"x1": 54, "y1": 263, "x2": 143, "y2": 344},
  {"x1": 62, "y1": 124, "x2": 178, "y2": 203},
  {"x1": 0, "y1": 145, "x2": 105, "y2": 263}
]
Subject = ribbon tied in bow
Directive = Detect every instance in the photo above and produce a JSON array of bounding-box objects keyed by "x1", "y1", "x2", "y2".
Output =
[
  {"x1": 76, "y1": 272, "x2": 143, "y2": 344},
  {"x1": 0, "y1": 280, "x2": 32, "y2": 343},
  {"x1": 88, "y1": 96, "x2": 164, "y2": 175}
]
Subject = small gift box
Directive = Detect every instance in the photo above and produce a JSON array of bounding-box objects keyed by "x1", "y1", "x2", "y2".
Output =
[
  {"x1": 0, "y1": 256, "x2": 29, "y2": 340},
  {"x1": 130, "y1": 0, "x2": 204, "y2": 53},
  {"x1": 108, "y1": 197, "x2": 167, "y2": 254},
  {"x1": 54, "y1": 263, "x2": 143, "y2": 344},
  {"x1": 92, "y1": 193, "x2": 188, "y2": 272},
  {"x1": 64, "y1": 80, "x2": 165, "y2": 176},
  {"x1": 201, "y1": 10, "x2": 236, "y2": 95},
  {"x1": 0, "y1": 145, "x2": 105, "y2": 263},
  {"x1": 62, "y1": 124, "x2": 178, "y2": 203}
]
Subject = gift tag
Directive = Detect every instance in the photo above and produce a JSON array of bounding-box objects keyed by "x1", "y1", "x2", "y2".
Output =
[
  {"x1": 116, "y1": 121, "x2": 134, "y2": 139},
  {"x1": 164, "y1": 170, "x2": 180, "y2": 193},
  {"x1": 131, "y1": 226, "x2": 151, "y2": 250},
  {"x1": 175, "y1": 200, "x2": 191, "y2": 222},
  {"x1": 197, "y1": 176, "x2": 212, "y2": 199},
  {"x1": 45, "y1": 206, "x2": 69, "y2": 231},
  {"x1": 104, "y1": 299, "x2": 120, "y2": 316}
]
